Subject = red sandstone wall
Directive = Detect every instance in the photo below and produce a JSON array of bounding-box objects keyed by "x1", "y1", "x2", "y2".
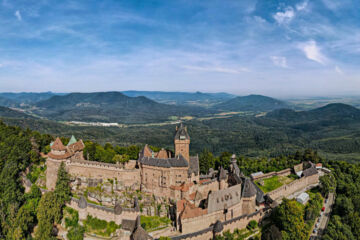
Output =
[
  {"x1": 46, "y1": 159, "x2": 65, "y2": 190},
  {"x1": 66, "y1": 162, "x2": 140, "y2": 187}
]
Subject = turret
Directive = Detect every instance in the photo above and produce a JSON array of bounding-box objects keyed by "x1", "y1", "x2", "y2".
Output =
[{"x1": 174, "y1": 123, "x2": 190, "y2": 162}]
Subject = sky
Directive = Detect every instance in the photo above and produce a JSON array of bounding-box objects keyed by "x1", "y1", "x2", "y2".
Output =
[{"x1": 0, "y1": 0, "x2": 359, "y2": 97}]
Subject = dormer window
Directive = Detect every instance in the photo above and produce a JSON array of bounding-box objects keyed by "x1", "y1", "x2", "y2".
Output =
[{"x1": 180, "y1": 135, "x2": 186, "y2": 140}]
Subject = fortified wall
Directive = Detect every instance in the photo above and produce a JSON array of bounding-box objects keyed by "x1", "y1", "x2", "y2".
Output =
[
  {"x1": 66, "y1": 159, "x2": 141, "y2": 188},
  {"x1": 67, "y1": 197, "x2": 139, "y2": 225},
  {"x1": 267, "y1": 173, "x2": 319, "y2": 201},
  {"x1": 251, "y1": 168, "x2": 291, "y2": 181},
  {"x1": 171, "y1": 209, "x2": 270, "y2": 240}
]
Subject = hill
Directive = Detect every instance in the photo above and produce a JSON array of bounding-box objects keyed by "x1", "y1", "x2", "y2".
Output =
[
  {"x1": 34, "y1": 92, "x2": 212, "y2": 123},
  {"x1": 0, "y1": 106, "x2": 34, "y2": 118},
  {"x1": 266, "y1": 103, "x2": 360, "y2": 122},
  {"x1": 0, "y1": 96, "x2": 18, "y2": 107},
  {"x1": 213, "y1": 94, "x2": 289, "y2": 112},
  {"x1": 122, "y1": 91, "x2": 235, "y2": 106},
  {"x1": 0, "y1": 92, "x2": 65, "y2": 104}
]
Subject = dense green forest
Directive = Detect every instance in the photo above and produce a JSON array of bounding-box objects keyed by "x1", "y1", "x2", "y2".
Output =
[{"x1": 3, "y1": 102, "x2": 360, "y2": 163}]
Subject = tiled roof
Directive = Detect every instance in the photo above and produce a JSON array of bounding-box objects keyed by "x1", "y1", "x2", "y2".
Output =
[
  {"x1": 139, "y1": 154, "x2": 189, "y2": 168},
  {"x1": 242, "y1": 178, "x2": 257, "y2": 198},
  {"x1": 67, "y1": 135, "x2": 77, "y2": 146},
  {"x1": 51, "y1": 137, "x2": 66, "y2": 151},
  {"x1": 174, "y1": 123, "x2": 190, "y2": 140},
  {"x1": 155, "y1": 148, "x2": 169, "y2": 159},
  {"x1": 302, "y1": 167, "x2": 318, "y2": 177},
  {"x1": 68, "y1": 140, "x2": 85, "y2": 152},
  {"x1": 180, "y1": 202, "x2": 207, "y2": 219},
  {"x1": 213, "y1": 220, "x2": 224, "y2": 233},
  {"x1": 188, "y1": 156, "x2": 199, "y2": 176}
]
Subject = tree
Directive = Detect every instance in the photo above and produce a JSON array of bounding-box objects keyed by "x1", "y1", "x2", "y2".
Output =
[
  {"x1": 272, "y1": 199, "x2": 307, "y2": 240},
  {"x1": 199, "y1": 149, "x2": 215, "y2": 174},
  {"x1": 319, "y1": 174, "x2": 336, "y2": 197},
  {"x1": 54, "y1": 162, "x2": 71, "y2": 203},
  {"x1": 36, "y1": 192, "x2": 62, "y2": 240}
]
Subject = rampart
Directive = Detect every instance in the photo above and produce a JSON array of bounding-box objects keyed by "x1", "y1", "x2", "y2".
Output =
[
  {"x1": 67, "y1": 197, "x2": 138, "y2": 225},
  {"x1": 267, "y1": 174, "x2": 319, "y2": 201},
  {"x1": 171, "y1": 209, "x2": 269, "y2": 240},
  {"x1": 251, "y1": 168, "x2": 291, "y2": 181},
  {"x1": 66, "y1": 159, "x2": 141, "y2": 187}
]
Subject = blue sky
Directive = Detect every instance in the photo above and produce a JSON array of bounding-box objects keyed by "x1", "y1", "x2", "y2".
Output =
[{"x1": 0, "y1": 0, "x2": 359, "y2": 97}]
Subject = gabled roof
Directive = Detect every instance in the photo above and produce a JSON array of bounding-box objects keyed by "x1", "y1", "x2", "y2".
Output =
[
  {"x1": 174, "y1": 123, "x2": 190, "y2": 140},
  {"x1": 139, "y1": 154, "x2": 189, "y2": 168},
  {"x1": 242, "y1": 178, "x2": 257, "y2": 198},
  {"x1": 155, "y1": 148, "x2": 169, "y2": 159},
  {"x1": 67, "y1": 135, "x2": 77, "y2": 146},
  {"x1": 188, "y1": 156, "x2": 199, "y2": 176},
  {"x1": 302, "y1": 167, "x2": 318, "y2": 177},
  {"x1": 68, "y1": 140, "x2": 85, "y2": 152},
  {"x1": 51, "y1": 137, "x2": 66, "y2": 151},
  {"x1": 140, "y1": 144, "x2": 153, "y2": 158}
]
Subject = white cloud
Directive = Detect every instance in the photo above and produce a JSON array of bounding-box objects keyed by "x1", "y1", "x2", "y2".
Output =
[
  {"x1": 273, "y1": 7, "x2": 295, "y2": 24},
  {"x1": 270, "y1": 56, "x2": 288, "y2": 68},
  {"x1": 299, "y1": 40, "x2": 327, "y2": 64},
  {"x1": 296, "y1": 1, "x2": 308, "y2": 11},
  {"x1": 14, "y1": 10, "x2": 22, "y2": 21},
  {"x1": 182, "y1": 65, "x2": 249, "y2": 74},
  {"x1": 335, "y1": 66, "x2": 343, "y2": 74}
]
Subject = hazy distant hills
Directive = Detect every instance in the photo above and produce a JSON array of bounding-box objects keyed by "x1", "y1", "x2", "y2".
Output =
[
  {"x1": 0, "y1": 106, "x2": 34, "y2": 119},
  {"x1": 266, "y1": 103, "x2": 360, "y2": 122},
  {"x1": 33, "y1": 92, "x2": 213, "y2": 123},
  {"x1": 122, "y1": 91, "x2": 235, "y2": 106},
  {"x1": 213, "y1": 94, "x2": 289, "y2": 112},
  {"x1": 0, "y1": 92, "x2": 65, "y2": 107}
]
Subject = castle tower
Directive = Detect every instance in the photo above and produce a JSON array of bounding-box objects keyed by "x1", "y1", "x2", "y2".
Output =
[
  {"x1": 174, "y1": 123, "x2": 190, "y2": 162},
  {"x1": 46, "y1": 137, "x2": 67, "y2": 190}
]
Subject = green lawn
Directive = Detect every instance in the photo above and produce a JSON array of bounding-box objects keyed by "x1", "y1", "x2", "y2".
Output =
[
  {"x1": 140, "y1": 215, "x2": 171, "y2": 232},
  {"x1": 255, "y1": 175, "x2": 294, "y2": 193}
]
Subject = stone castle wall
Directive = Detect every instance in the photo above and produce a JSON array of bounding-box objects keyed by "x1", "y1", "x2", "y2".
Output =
[
  {"x1": 180, "y1": 198, "x2": 248, "y2": 234},
  {"x1": 46, "y1": 158, "x2": 65, "y2": 190},
  {"x1": 173, "y1": 209, "x2": 268, "y2": 240},
  {"x1": 267, "y1": 174, "x2": 319, "y2": 201},
  {"x1": 66, "y1": 159, "x2": 141, "y2": 188},
  {"x1": 67, "y1": 198, "x2": 138, "y2": 225},
  {"x1": 251, "y1": 168, "x2": 291, "y2": 181}
]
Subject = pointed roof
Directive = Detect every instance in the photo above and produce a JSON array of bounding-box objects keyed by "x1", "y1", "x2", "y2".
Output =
[
  {"x1": 131, "y1": 216, "x2": 152, "y2": 240},
  {"x1": 140, "y1": 144, "x2": 153, "y2": 158},
  {"x1": 174, "y1": 123, "x2": 190, "y2": 140},
  {"x1": 78, "y1": 196, "x2": 87, "y2": 209},
  {"x1": 51, "y1": 137, "x2": 66, "y2": 151},
  {"x1": 213, "y1": 220, "x2": 224, "y2": 233},
  {"x1": 67, "y1": 135, "x2": 77, "y2": 146},
  {"x1": 155, "y1": 148, "x2": 169, "y2": 159},
  {"x1": 242, "y1": 178, "x2": 257, "y2": 198}
]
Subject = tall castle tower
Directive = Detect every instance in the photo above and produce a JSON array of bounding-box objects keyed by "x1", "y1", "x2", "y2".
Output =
[{"x1": 174, "y1": 123, "x2": 190, "y2": 162}]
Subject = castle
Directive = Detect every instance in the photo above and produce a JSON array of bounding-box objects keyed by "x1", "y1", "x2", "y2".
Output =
[{"x1": 45, "y1": 124, "x2": 320, "y2": 240}]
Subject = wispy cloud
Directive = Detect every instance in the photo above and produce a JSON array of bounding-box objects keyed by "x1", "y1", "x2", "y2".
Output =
[
  {"x1": 273, "y1": 7, "x2": 295, "y2": 24},
  {"x1": 296, "y1": 1, "x2": 309, "y2": 11},
  {"x1": 270, "y1": 56, "x2": 288, "y2": 68},
  {"x1": 182, "y1": 65, "x2": 249, "y2": 74},
  {"x1": 335, "y1": 66, "x2": 343, "y2": 74},
  {"x1": 299, "y1": 40, "x2": 327, "y2": 64},
  {"x1": 14, "y1": 10, "x2": 22, "y2": 21}
]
